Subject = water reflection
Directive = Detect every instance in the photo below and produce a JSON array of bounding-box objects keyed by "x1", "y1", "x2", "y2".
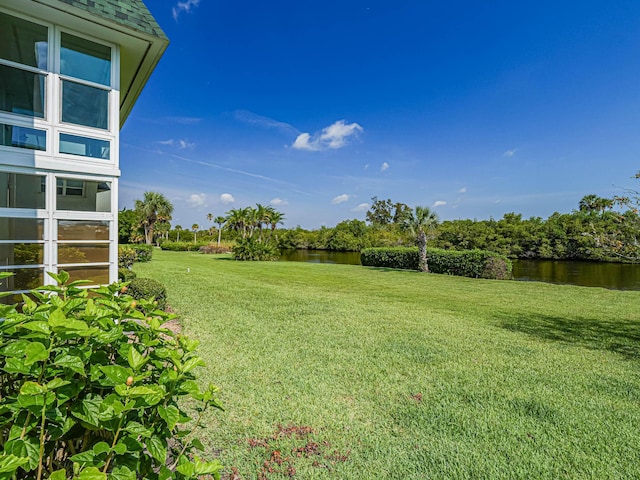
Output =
[{"x1": 279, "y1": 250, "x2": 640, "y2": 291}]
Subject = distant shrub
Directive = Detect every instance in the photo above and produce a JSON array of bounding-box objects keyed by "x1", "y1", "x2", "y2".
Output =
[
  {"x1": 128, "y1": 277, "x2": 168, "y2": 310},
  {"x1": 160, "y1": 241, "x2": 207, "y2": 252},
  {"x1": 361, "y1": 247, "x2": 512, "y2": 280},
  {"x1": 199, "y1": 243, "x2": 233, "y2": 254},
  {"x1": 232, "y1": 238, "x2": 279, "y2": 261},
  {"x1": 130, "y1": 243, "x2": 153, "y2": 262},
  {"x1": 118, "y1": 245, "x2": 138, "y2": 269},
  {"x1": 118, "y1": 267, "x2": 137, "y2": 282}
]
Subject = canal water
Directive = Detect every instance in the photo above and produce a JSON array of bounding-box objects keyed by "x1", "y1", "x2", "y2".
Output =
[{"x1": 279, "y1": 250, "x2": 640, "y2": 291}]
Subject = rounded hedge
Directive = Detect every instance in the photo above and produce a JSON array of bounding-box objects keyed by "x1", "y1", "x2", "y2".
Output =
[{"x1": 127, "y1": 277, "x2": 168, "y2": 310}]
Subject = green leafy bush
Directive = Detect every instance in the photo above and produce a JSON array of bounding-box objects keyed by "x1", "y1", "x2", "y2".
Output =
[
  {"x1": 232, "y1": 238, "x2": 279, "y2": 261},
  {"x1": 0, "y1": 271, "x2": 223, "y2": 479},
  {"x1": 118, "y1": 268, "x2": 137, "y2": 282},
  {"x1": 128, "y1": 277, "x2": 168, "y2": 310},
  {"x1": 160, "y1": 242, "x2": 207, "y2": 252},
  {"x1": 118, "y1": 245, "x2": 138, "y2": 269},
  {"x1": 361, "y1": 247, "x2": 512, "y2": 279},
  {"x1": 120, "y1": 244, "x2": 153, "y2": 263}
]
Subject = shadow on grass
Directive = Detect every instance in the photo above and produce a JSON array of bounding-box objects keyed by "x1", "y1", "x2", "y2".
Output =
[{"x1": 497, "y1": 312, "x2": 640, "y2": 361}]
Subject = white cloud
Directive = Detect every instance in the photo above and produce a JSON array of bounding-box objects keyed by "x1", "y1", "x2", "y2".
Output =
[
  {"x1": 188, "y1": 193, "x2": 207, "y2": 207},
  {"x1": 173, "y1": 0, "x2": 200, "y2": 20},
  {"x1": 292, "y1": 120, "x2": 363, "y2": 151},
  {"x1": 156, "y1": 138, "x2": 194, "y2": 149},
  {"x1": 270, "y1": 198, "x2": 288, "y2": 206},
  {"x1": 178, "y1": 139, "x2": 195, "y2": 149},
  {"x1": 433, "y1": 200, "x2": 447, "y2": 207},
  {"x1": 352, "y1": 203, "x2": 369, "y2": 212},
  {"x1": 234, "y1": 110, "x2": 298, "y2": 135},
  {"x1": 459, "y1": 187, "x2": 467, "y2": 193},
  {"x1": 503, "y1": 149, "x2": 517, "y2": 157},
  {"x1": 331, "y1": 194, "x2": 350, "y2": 205},
  {"x1": 220, "y1": 193, "x2": 235, "y2": 204},
  {"x1": 380, "y1": 162, "x2": 389, "y2": 172}
]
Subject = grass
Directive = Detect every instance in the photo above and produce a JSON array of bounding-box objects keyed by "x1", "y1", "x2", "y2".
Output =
[{"x1": 135, "y1": 250, "x2": 640, "y2": 479}]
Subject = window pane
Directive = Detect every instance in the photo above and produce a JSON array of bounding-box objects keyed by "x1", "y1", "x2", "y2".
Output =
[
  {"x1": 0, "y1": 172, "x2": 46, "y2": 208},
  {"x1": 63, "y1": 265, "x2": 110, "y2": 285},
  {"x1": 0, "y1": 123, "x2": 46, "y2": 151},
  {"x1": 0, "y1": 218, "x2": 44, "y2": 240},
  {"x1": 61, "y1": 80, "x2": 108, "y2": 129},
  {"x1": 58, "y1": 220, "x2": 109, "y2": 241},
  {"x1": 58, "y1": 244, "x2": 109, "y2": 264},
  {"x1": 0, "y1": 12, "x2": 48, "y2": 69},
  {"x1": 0, "y1": 243, "x2": 44, "y2": 265},
  {"x1": 60, "y1": 133, "x2": 109, "y2": 159},
  {"x1": 61, "y1": 33, "x2": 110, "y2": 86},
  {"x1": 0, "y1": 64, "x2": 45, "y2": 117},
  {"x1": 56, "y1": 179, "x2": 111, "y2": 212},
  {"x1": 0, "y1": 267, "x2": 43, "y2": 292}
]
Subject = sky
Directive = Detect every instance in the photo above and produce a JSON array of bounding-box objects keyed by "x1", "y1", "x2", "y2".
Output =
[{"x1": 119, "y1": 0, "x2": 640, "y2": 229}]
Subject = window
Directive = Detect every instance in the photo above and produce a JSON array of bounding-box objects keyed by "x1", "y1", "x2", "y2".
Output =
[
  {"x1": 60, "y1": 133, "x2": 110, "y2": 159},
  {"x1": 56, "y1": 179, "x2": 111, "y2": 212},
  {"x1": 61, "y1": 80, "x2": 108, "y2": 129},
  {"x1": 60, "y1": 33, "x2": 110, "y2": 86},
  {"x1": 0, "y1": 123, "x2": 46, "y2": 151},
  {"x1": 0, "y1": 218, "x2": 44, "y2": 240},
  {"x1": 0, "y1": 64, "x2": 46, "y2": 118},
  {"x1": 0, "y1": 172, "x2": 46, "y2": 209},
  {"x1": 58, "y1": 220, "x2": 109, "y2": 241},
  {"x1": 0, "y1": 12, "x2": 48, "y2": 69}
]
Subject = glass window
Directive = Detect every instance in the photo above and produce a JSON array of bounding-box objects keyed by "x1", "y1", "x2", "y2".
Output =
[
  {"x1": 0, "y1": 243, "x2": 44, "y2": 265},
  {"x1": 60, "y1": 133, "x2": 109, "y2": 159},
  {"x1": 64, "y1": 265, "x2": 110, "y2": 285},
  {"x1": 58, "y1": 244, "x2": 109, "y2": 264},
  {"x1": 0, "y1": 12, "x2": 48, "y2": 69},
  {"x1": 0, "y1": 218, "x2": 44, "y2": 240},
  {"x1": 0, "y1": 123, "x2": 46, "y2": 151},
  {"x1": 0, "y1": 267, "x2": 43, "y2": 292},
  {"x1": 0, "y1": 172, "x2": 46, "y2": 209},
  {"x1": 0, "y1": 64, "x2": 46, "y2": 118},
  {"x1": 56, "y1": 179, "x2": 111, "y2": 212},
  {"x1": 61, "y1": 80, "x2": 108, "y2": 129},
  {"x1": 61, "y1": 33, "x2": 111, "y2": 86},
  {"x1": 58, "y1": 220, "x2": 109, "y2": 241}
]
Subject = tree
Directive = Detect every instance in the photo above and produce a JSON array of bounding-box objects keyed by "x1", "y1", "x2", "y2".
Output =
[
  {"x1": 192, "y1": 224, "x2": 199, "y2": 243},
  {"x1": 175, "y1": 225, "x2": 182, "y2": 242},
  {"x1": 268, "y1": 210, "x2": 285, "y2": 241},
  {"x1": 366, "y1": 197, "x2": 393, "y2": 226},
  {"x1": 207, "y1": 213, "x2": 213, "y2": 224},
  {"x1": 118, "y1": 208, "x2": 139, "y2": 244},
  {"x1": 213, "y1": 216, "x2": 226, "y2": 246},
  {"x1": 134, "y1": 191, "x2": 174, "y2": 245},
  {"x1": 403, "y1": 206, "x2": 439, "y2": 272}
]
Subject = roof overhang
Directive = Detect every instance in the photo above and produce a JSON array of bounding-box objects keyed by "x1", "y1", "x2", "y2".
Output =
[{"x1": 2, "y1": 0, "x2": 168, "y2": 128}]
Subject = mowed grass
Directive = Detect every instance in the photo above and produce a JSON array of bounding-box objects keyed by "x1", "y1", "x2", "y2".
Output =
[{"x1": 135, "y1": 250, "x2": 640, "y2": 479}]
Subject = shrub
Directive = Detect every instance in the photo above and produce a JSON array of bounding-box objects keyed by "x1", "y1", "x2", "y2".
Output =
[
  {"x1": 118, "y1": 245, "x2": 138, "y2": 269},
  {"x1": 232, "y1": 238, "x2": 279, "y2": 261},
  {"x1": 361, "y1": 247, "x2": 512, "y2": 279},
  {"x1": 131, "y1": 243, "x2": 153, "y2": 262},
  {"x1": 118, "y1": 267, "x2": 137, "y2": 282},
  {"x1": 0, "y1": 271, "x2": 222, "y2": 479},
  {"x1": 199, "y1": 243, "x2": 233, "y2": 254},
  {"x1": 128, "y1": 277, "x2": 168, "y2": 310},
  {"x1": 160, "y1": 242, "x2": 207, "y2": 252}
]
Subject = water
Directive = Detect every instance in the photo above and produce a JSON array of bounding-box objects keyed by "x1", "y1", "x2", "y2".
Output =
[{"x1": 279, "y1": 250, "x2": 640, "y2": 291}]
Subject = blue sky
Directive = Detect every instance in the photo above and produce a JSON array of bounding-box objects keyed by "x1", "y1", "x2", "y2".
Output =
[{"x1": 120, "y1": 0, "x2": 640, "y2": 229}]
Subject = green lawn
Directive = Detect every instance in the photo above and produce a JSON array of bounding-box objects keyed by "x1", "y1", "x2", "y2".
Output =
[{"x1": 135, "y1": 250, "x2": 640, "y2": 479}]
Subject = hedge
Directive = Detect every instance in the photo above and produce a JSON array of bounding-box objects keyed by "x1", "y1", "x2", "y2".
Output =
[
  {"x1": 127, "y1": 277, "x2": 168, "y2": 310},
  {"x1": 120, "y1": 243, "x2": 153, "y2": 262},
  {"x1": 360, "y1": 247, "x2": 512, "y2": 280},
  {"x1": 160, "y1": 241, "x2": 209, "y2": 252}
]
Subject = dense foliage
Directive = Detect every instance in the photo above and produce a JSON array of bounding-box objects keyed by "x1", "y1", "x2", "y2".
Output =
[
  {"x1": 159, "y1": 242, "x2": 208, "y2": 252},
  {"x1": 0, "y1": 271, "x2": 222, "y2": 479},
  {"x1": 361, "y1": 247, "x2": 512, "y2": 279},
  {"x1": 127, "y1": 277, "x2": 168, "y2": 311}
]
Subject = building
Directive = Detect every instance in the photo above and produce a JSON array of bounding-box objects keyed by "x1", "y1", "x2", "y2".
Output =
[{"x1": 0, "y1": 0, "x2": 168, "y2": 302}]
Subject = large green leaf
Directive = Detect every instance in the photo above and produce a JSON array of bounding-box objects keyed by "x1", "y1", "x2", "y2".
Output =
[
  {"x1": 0, "y1": 340, "x2": 30, "y2": 358},
  {"x1": 126, "y1": 385, "x2": 166, "y2": 406},
  {"x1": 126, "y1": 347, "x2": 147, "y2": 371},
  {"x1": 4, "y1": 438, "x2": 40, "y2": 471},
  {"x1": 99, "y1": 366, "x2": 134, "y2": 386},
  {"x1": 54, "y1": 352, "x2": 86, "y2": 376},
  {"x1": 19, "y1": 381, "x2": 46, "y2": 396},
  {"x1": 145, "y1": 435, "x2": 167, "y2": 464},
  {"x1": 24, "y1": 342, "x2": 49, "y2": 366},
  {"x1": 71, "y1": 396, "x2": 102, "y2": 428},
  {"x1": 108, "y1": 465, "x2": 136, "y2": 480},
  {"x1": 0, "y1": 454, "x2": 29, "y2": 474},
  {"x1": 157, "y1": 405, "x2": 180, "y2": 430},
  {"x1": 49, "y1": 470, "x2": 67, "y2": 480},
  {"x1": 77, "y1": 466, "x2": 107, "y2": 480}
]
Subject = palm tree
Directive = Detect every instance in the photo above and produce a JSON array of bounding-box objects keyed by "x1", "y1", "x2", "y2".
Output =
[
  {"x1": 192, "y1": 224, "x2": 199, "y2": 243},
  {"x1": 268, "y1": 210, "x2": 285, "y2": 241},
  {"x1": 403, "y1": 206, "x2": 439, "y2": 272},
  {"x1": 207, "y1": 213, "x2": 213, "y2": 224},
  {"x1": 174, "y1": 225, "x2": 182, "y2": 242},
  {"x1": 214, "y1": 216, "x2": 226, "y2": 246},
  {"x1": 134, "y1": 191, "x2": 174, "y2": 245}
]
